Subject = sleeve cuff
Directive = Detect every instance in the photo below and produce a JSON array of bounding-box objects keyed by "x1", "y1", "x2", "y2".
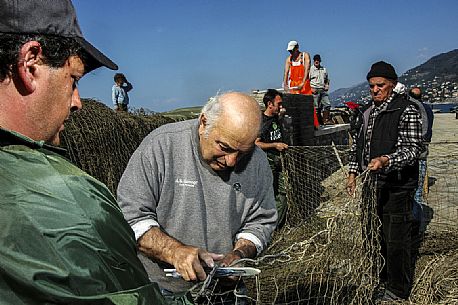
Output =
[
  {"x1": 235, "y1": 232, "x2": 263, "y2": 254},
  {"x1": 131, "y1": 219, "x2": 160, "y2": 241},
  {"x1": 381, "y1": 154, "x2": 392, "y2": 171}
]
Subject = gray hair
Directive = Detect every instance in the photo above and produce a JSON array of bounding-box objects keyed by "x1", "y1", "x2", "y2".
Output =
[{"x1": 200, "y1": 93, "x2": 226, "y2": 137}]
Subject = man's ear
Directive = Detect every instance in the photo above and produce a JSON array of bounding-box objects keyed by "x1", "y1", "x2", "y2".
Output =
[
  {"x1": 198, "y1": 113, "x2": 207, "y2": 135},
  {"x1": 16, "y1": 41, "x2": 42, "y2": 93}
]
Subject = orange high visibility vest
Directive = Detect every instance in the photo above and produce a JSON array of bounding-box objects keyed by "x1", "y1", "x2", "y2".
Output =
[
  {"x1": 289, "y1": 52, "x2": 312, "y2": 95},
  {"x1": 288, "y1": 53, "x2": 318, "y2": 127}
]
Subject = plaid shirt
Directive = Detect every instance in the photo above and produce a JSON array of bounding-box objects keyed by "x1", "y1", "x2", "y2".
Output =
[{"x1": 349, "y1": 93, "x2": 423, "y2": 175}]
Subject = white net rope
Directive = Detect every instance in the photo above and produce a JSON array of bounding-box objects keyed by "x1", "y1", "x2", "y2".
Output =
[{"x1": 189, "y1": 143, "x2": 458, "y2": 305}]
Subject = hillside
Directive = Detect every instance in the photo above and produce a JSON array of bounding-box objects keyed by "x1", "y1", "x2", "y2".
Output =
[
  {"x1": 160, "y1": 106, "x2": 202, "y2": 120},
  {"x1": 331, "y1": 49, "x2": 458, "y2": 105}
]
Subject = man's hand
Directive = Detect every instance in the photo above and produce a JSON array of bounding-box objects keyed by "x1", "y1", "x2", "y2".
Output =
[
  {"x1": 171, "y1": 245, "x2": 224, "y2": 281},
  {"x1": 347, "y1": 173, "x2": 356, "y2": 196},
  {"x1": 220, "y1": 250, "x2": 243, "y2": 268},
  {"x1": 275, "y1": 142, "x2": 288, "y2": 152},
  {"x1": 138, "y1": 227, "x2": 223, "y2": 282},
  {"x1": 220, "y1": 239, "x2": 256, "y2": 267},
  {"x1": 255, "y1": 139, "x2": 288, "y2": 152},
  {"x1": 215, "y1": 249, "x2": 245, "y2": 285},
  {"x1": 368, "y1": 156, "x2": 389, "y2": 172},
  {"x1": 218, "y1": 240, "x2": 256, "y2": 285},
  {"x1": 283, "y1": 83, "x2": 289, "y2": 92}
]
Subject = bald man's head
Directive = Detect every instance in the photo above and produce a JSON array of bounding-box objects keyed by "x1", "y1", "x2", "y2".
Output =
[{"x1": 198, "y1": 92, "x2": 261, "y2": 171}]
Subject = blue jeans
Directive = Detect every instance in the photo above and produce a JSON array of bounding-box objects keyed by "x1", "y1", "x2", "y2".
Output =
[
  {"x1": 312, "y1": 88, "x2": 330, "y2": 110},
  {"x1": 412, "y1": 160, "x2": 427, "y2": 224}
]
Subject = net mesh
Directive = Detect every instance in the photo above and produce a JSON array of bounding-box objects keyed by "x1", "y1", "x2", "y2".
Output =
[
  {"x1": 61, "y1": 99, "x2": 175, "y2": 194},
  {"x1": 60, "y1": 103, "x2": 458, "y2": 304},
  {"x1": 191, "y1": 145, "x2": 458, "y2": 305}
]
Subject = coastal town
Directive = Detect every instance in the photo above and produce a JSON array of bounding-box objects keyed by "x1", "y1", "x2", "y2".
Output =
[
  {"x1": 331, "y1": 49, "x2": 458, "y2": 108},
  {"x1": 333, "y1": 76, "x2": 458, "y2": 106},
  {"x1": 407, "y1": 77, "x2": 458, "y2": 103}
]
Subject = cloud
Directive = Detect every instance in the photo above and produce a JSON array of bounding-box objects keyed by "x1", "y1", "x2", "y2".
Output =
[
  {"x1": 162, "y1": 97, "x2": 180, "y2": 105},
  {"x1": 154, "y1": 26, "x2": 165, "y2": 33},
  {"x1": 417, "y1": 47, "x2": 429, "y2": 60}
]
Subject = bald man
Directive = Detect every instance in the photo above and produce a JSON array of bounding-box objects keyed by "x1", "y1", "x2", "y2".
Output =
[{"x1": 118, "y1": 92, "x2": 277, "y2": 299}]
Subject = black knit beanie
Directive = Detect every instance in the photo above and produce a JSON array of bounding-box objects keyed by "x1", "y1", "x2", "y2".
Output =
[{"x1": 366, "y1": 61, "x2": 398, "y2": 81}]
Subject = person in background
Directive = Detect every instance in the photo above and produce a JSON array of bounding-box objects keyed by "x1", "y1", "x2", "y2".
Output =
[
  {"x1": 309, "y1": 54, "x2": 332, "y2": 125},
  {"x1": 346, "y1": 61, "x2": 423, "y2": 302},
  {"x1": 283, "y1": 40, "x2": 312, "y2": 95},
  {"x1": 112, "y1": 72, "x2": 133, "y2": 111},
  {"x1": 117, "y1": 92, "x2": 277, "y2": 303},
  {"x1": 0, "y1": 0, "x2": 166, "y2": 304},
  {"x1": 255, "y1": 89, "x2": 289, "y2": 228},
  {"x1": 408, "y1": 87, "x2": 434, "y2": 234}
]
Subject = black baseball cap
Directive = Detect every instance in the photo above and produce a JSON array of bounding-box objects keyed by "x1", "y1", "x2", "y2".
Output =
[{"x1": 0, "y1": 0, "x2": 118, "y2": 72}]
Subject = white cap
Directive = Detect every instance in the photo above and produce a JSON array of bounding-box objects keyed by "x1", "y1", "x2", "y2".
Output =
[{"x1": 286, "y1": 40, "x2": 298, "y2": 51}]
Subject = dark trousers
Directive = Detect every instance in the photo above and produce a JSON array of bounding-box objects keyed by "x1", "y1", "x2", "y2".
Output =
[
  {"x1": 376, "y1": 186, "x2": 415, "y2": 299},
  {"x1": 267, "y1": 153, "x2": 287, "y2": 229}
]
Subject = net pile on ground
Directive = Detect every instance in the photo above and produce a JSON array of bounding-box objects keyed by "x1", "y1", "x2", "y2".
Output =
[
  {"x1": 60, "y1": 99, "x2": 174, "y2": 194},
  {"x1": 60, "y1": 105, "x2": 458, "y2": 304},
  {"x1": 238, "y1": 144, "x2": 457, "y2": 305},
  {"x1": 232, "y1": 146, "x2": 384, "y2": 305},
  {"x1": 409, "y1": 142, "x2": 458, "y2": 305}
]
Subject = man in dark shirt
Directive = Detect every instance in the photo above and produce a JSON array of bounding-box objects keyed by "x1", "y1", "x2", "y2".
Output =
[{"x1": 256, "y1": 89, "x2": 288, "y2": 228}]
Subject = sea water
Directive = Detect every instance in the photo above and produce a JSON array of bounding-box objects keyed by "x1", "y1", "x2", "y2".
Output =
[{"x1": 429, "y1": 103, "x2": 458, "y2": 113}]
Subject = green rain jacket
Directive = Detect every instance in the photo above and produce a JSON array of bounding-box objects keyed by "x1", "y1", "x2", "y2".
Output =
[{"x1": 0, "y1": 128, "x2": 167, "y2": 305}]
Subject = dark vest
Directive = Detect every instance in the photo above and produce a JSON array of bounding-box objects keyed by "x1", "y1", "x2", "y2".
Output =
[{"x1": 355, "y1": 95, "x2": 419, "y2": 188}]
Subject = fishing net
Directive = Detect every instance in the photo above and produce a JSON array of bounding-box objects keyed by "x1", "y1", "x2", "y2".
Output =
[
  {"x1": 190, "y1": 144, "x2": 458, "y2": 305},
  {"x1": 60, "y1": 99, "x2": 174, "y2": 194},
  {"x1": 60, "y1": 103, "x2": 458, "y2": 304},
  {"x1": 188, "y1": 146, "x2": 382, "y2": 305}
]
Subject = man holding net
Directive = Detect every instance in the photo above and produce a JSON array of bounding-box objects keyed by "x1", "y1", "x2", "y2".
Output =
[
  {"x1": 255, "y1": 89, "x2": 288, "y2": 229},
  {"x1": 118, "y1": 92, "x2": 277, "y2": 303},
  {"x1": 346, "y1": 61, "x2": 423, "y2": 301}
]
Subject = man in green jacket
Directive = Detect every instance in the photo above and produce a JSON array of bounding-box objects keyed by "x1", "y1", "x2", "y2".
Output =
[{"x1": 0, "y1": 1, "x2": 169, "y2": 304}]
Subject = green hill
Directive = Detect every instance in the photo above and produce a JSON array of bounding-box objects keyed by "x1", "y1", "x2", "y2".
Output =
[{"x1": 160, "y1": 106, "x2": 202, "y2": 121}]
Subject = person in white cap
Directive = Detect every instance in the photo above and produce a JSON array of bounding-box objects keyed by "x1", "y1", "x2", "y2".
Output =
[{"x1": 283, "y1": 40, "x2": 312, "y2": 95}]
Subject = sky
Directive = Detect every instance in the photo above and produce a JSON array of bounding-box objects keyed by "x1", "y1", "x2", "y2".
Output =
[{"x1": 74, "y1": 0, "x2": 458, "y2": 112}]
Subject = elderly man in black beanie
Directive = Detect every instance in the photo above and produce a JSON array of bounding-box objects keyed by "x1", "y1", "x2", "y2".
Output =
[{"x1": 346, "y1": 61, "x2": 423, "y2": 301}]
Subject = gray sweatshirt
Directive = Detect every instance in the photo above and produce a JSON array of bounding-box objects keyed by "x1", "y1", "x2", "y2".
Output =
[{"x1": 117, "y1": 119, "x2": 277, "y2": 292}]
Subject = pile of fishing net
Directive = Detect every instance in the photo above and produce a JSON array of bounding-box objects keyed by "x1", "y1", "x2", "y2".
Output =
[
  {"x1": 60, "y1": 101, "x2": 458, "y2": 304},
  {"x1": 61, "y1": 98, "x2": 174, "y2": 194}
]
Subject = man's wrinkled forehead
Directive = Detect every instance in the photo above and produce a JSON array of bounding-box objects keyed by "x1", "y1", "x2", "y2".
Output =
[
  {"x1": 369, "y1": 77, "x2": 394, "y2": 87},
  {"x1": 215, "y1": 118, "x2": 258, "y2": 144}
]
